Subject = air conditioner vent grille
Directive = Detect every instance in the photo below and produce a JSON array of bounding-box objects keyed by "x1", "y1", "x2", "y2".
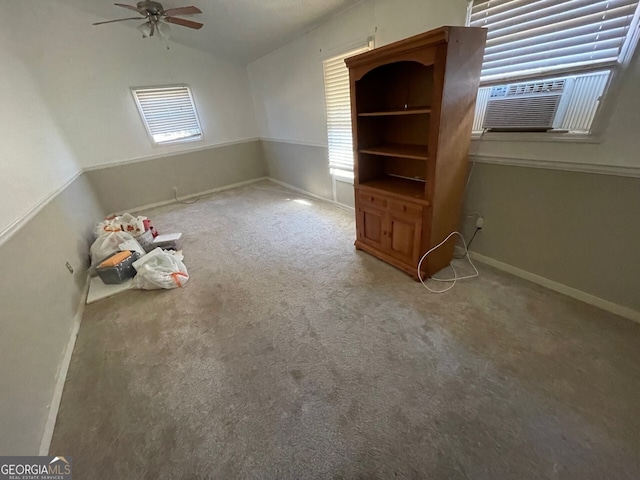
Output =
[
  {"x1": 507, "y1": 79, "x2": 566, "y2": 96},
  {"x1": 490, "y1": 79, "x2": 567, "y2": 98},
  {"x1": 483, "y1": 95, "x2": 561, "y2": 130},
  {"x1": 474, "y1": 72, "x2": 610, "y2": 134}
]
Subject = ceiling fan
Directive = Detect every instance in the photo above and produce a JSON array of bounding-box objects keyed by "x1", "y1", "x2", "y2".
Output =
[{"x1": 93, "y1": 1, "x2": 203, "y2": 38}]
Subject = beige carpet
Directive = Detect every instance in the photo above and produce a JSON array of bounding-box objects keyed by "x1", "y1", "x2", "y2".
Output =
[{"x1": 50, "y1": 180, "x2": 640, "y2": 479}]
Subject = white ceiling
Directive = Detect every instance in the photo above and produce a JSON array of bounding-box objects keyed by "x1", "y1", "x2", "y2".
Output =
[{"x1": 56, "y1": 0, "x2": 362, "y2": 63}]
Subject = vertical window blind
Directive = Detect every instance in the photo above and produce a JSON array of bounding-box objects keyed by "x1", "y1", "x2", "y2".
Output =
[
  {"x1": 469, "y1": 0, "x2": 640, "y2": 84},
  {"x1": 323, "y1": 45, "x2": 370, "y2": 176},
  {"x1": 132, "y1": 85, "x2": 202, "y2": 144}
]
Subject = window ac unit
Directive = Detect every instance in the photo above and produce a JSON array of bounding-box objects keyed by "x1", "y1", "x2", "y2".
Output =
[{"x1": 482, "y1": 78, "x2": 574, "y2": 131}]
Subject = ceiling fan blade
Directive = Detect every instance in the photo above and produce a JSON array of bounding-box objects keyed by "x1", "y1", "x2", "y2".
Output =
[
  {"x1": 164, "y1": 16, "x2": 203, "y2": 29},
  {"x1": 114, "y1": 3, "x2": 144, "y2": 13},
  {"x1": 93, "y1": 16, "x2": 146, "y2": 25},
  {"x1": 150, "y1": 22, "x2": 156, "y2": 37},
  {"x1": 164, "y1": 6, "x2": 202, "y2": 16}
]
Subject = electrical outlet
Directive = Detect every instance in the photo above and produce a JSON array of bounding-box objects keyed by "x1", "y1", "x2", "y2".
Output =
[{"x1": 476, "y1": 216, "x2": 484, "y2": 229}]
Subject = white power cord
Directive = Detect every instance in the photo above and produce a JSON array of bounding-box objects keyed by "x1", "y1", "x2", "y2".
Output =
[
  {"x1": 462, "y1": 128, "x2": 487, "y2": 195},
  {"x1": 417, "y1": 231, "x2": 479, "y2": 294},
  {"x1": 464, "y1": 160, "x2": 476, "y2": 193},
  {"x1": 174, "y1": 187, "x2": 200, "y2": 205}
]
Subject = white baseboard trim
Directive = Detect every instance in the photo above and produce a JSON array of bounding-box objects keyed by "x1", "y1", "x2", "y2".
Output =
[
  {"x1": 470, "y1": 252, "x2": 640, "y2": 324},
  {"x1": 267, "y1": 178, "x2": 354, "y2": 212},
  {"x1": 39, "y1": 274, "x2": 91, "y2": 455},
  {"x1": 114, "y1": 177, "x2": 269, "y2": 216}
]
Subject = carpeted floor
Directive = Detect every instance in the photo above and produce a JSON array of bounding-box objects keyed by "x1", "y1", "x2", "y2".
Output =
[{"x1": 50, "y1": 180, "x2": 640, "y2": 479}]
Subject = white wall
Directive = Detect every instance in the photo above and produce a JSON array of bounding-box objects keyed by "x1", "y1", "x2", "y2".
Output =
[
  {"x1": 4, "y1": 0, "x2": 259, "y2": 172},
  {"x1": 0, "y1": 15, "x2": 82, "y2": 238},
  {"x1": 248, "y1": 0, "x2": 469, "y2": 146},
  {"x1": 0, "y1": 0, "x2": 260, "y2": 237}
]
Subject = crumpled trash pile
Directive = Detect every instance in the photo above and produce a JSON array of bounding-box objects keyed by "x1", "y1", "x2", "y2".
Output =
[{"x1": 90, "y1": 213, "x2": 188, "y2": 290}]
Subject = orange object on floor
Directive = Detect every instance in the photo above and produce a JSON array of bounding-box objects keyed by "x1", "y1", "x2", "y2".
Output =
[{"x1": 99, "y1": 251, "x2": 132, "y2": 268}]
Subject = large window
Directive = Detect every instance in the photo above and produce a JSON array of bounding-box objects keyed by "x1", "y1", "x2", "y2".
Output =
[
  {"x1": 323, "y1": 45, "x2": 370, "y2": 178},
  {"x1": 468, "y1": 0, "x2": 640, "y2": 134},
  {"x1": 132, "y1": 85, "x2": 202, "y2": 145}
]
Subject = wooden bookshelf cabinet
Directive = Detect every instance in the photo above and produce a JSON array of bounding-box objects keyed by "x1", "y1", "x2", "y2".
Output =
[{"x1": 345, "y1": 26, "x2": 486, "y2": 279}]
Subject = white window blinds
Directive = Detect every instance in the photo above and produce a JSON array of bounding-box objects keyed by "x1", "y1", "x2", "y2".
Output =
[
  {"x1": 469, "y1": 0, "x2": 640, "y2": 84},
  {"x1": 323, "y1": 46, "x2": 370, "y2": 175},
  {"x1": 132, "y1": 85, "x2": 202, "y2": 145}
]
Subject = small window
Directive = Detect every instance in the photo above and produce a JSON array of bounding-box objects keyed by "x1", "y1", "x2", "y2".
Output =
[
  {"x1": 468, "y1": 0, "x2": 640, "y2": 133},
  {"x1": 132, "y1": 85, "x2": 202, "y2": 145},
  {"x1": 323, "y1": 45, "x2": 370, "y2": 178}
]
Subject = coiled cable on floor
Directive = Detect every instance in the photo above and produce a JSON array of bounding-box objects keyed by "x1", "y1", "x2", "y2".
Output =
[{"x1": 417, "y1": 231, "x2": 479, "y2": 294}]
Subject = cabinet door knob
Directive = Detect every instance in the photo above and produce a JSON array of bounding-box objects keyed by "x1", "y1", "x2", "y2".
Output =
[
  {"x1": 402, "y1": 205, "x2": 407, "y2": 212},
  {"x1": 370, "y1": 196, "x2": 374, "y2": 202}
]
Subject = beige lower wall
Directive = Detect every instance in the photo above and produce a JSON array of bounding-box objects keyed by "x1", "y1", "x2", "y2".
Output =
[
  {"x1": 86, "y1": 140, "x2": 267, "y2": 214},
  {"x1": 261, "y1": 140, "x2": 357, "y2": 208},
  {"x1": 262, "y1": 141, "x2": 333, "y2": 201},
  {"x1": 335, "y1": 178, "x2": 355, "y2": 208},
  {"x1": 0, "y1": 174, "x2": 104, "y2": 455},
  {"x1": 465, "y1": 162, "x2": 640, "y2": 314}
]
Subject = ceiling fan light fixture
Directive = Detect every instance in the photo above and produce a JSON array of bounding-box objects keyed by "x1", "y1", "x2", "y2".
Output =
[
  {"x1": 137, "y1": 21, "x2": 153, "y2": 38},
  {"x1": 157, "y1": 21, "x2": 171, "y2": 40}
]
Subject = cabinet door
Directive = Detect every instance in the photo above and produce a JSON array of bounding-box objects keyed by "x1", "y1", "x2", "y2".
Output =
[
  {"x1": 357, "y1": 204, "x2": 386, "y2": 251},
  {"x1": 387, "y1": 212, "x2": 422, "y2": 266}
]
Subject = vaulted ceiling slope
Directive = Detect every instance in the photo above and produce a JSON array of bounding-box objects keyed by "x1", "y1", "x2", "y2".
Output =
[{"x1": 55, "y1": 0, "x2": 362, "y2": 63}]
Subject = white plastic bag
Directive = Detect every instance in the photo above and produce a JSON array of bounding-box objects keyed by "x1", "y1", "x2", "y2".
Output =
[
  {"x1": 94, "y1": 213, "x2": 147, "y2": 238},
  {"x1": 119, "y1": 213, "x2": 146, "y2": 236},
  {"x1": 132, "y1": 248, "x2": 189, "y2": 290},
  {"x1": 90, "y1": 231, "x2": 137, "y2": 266},
  {"x1": 94, "y1": 217, "x2": 123, "y2": 237}
]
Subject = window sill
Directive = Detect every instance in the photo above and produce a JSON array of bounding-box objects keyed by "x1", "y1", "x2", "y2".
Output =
[
  {"x1": 469, "y1": 154, "x2": 640, "y2": 179},
  {"x1": 154, "y1": 135, "x2": 203, "y2": 147},
  {"x1": 331, "y1": 170, "x2": 354, "y2": 184},
  {"x1": 471, "y1": 131, "x2": 602, "y2": 144}
]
